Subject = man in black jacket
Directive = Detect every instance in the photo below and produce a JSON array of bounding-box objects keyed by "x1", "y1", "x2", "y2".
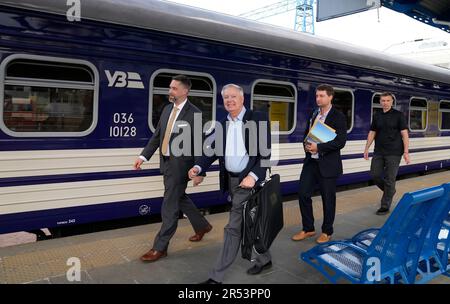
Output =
[
  {"x1": 189, "y1": 84, "x2": 272, "y2": 284},
  {"x1": 292, "y1": 84, "x2": 347, "y2": 244},
  {"x1": 134, "y1": 75, "x2": 212, "y2": 263}
]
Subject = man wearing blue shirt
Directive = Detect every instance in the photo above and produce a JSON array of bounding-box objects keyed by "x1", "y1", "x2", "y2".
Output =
[{"x1": 189, "y1": 84, "x2": 272, "y2": 284}]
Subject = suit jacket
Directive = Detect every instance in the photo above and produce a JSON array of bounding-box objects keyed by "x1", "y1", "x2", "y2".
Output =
[
  {"x1": 196, "y1": 109, "x2": 271, "y2": 193},
  {"x1": 303, "y1": 107, "x2": 347, "y2": 178},
  {"x1": 140, "y1": 100, "x2": 203, "y2": 182}
]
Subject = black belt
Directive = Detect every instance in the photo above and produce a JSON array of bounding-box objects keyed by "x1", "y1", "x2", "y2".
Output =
[
  {"x1": 228, "y1": 171, "x2": 240, "y2": 178},
  {"x1": 162, "y1": 155, "x2": 170, "y2": 161}
]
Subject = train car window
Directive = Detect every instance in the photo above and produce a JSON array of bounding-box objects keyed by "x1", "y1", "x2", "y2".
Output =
[
  {"x1": 332, "y1": 88, "x2": 354, "y2": 132},
  {"x1": 251, "y1": 80, "x2": 297, "y2": 134},
  {"x1": 409, "y1": 98, "x2": 428, "y2": 131},
  {"x1": 6, "y1": 60, "x2": 93, "y2": 83},
  {"x1": 1, "y1": 56, "x2": 97, "y2": 137},
  {"x1": 371, "y1": 93, "x2": 397, "y2": 123},
  {"x1": 439, "y1": 100, "x2": 450, "y2": 131},
  {"x1": 150, "y1": 70, "x2": 216, "y2": 133}
]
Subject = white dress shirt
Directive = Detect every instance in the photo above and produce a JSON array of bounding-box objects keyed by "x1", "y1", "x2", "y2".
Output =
[
  {"x1": 195, "y1": 107, "x2": 258, "y2": 182},
  {"x1": 225, "y1": 107, "x2": 249, "y2": 173},
  {"x1": 311, "y1": 106, "x2": 331, "y2": 159}
]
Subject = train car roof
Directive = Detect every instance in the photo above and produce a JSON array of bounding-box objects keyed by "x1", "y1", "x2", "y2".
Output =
[{"x1": 0, "y1": 0, "x2": 449, "y2": 86}]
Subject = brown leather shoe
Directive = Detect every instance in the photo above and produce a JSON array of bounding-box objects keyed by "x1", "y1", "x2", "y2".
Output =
[
  {"x1": 316, "y1": 233, "x2": 332, "y2": 244},
  {"x1": 140, "y1": 249, "x2": 167, "y2": 262},
  {"x1": 189, "y1": 224, "x2": 213, "y2": 242},
  {"x1": 291, "y1": 230, "x2": 316, "y2": 241}
]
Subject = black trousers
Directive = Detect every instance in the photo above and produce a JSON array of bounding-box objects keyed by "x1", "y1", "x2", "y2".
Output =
[
  {"x1": 298, "y1": 160, "x2": 337, "y2": 235},
  {"x1": 370, "y1": 154, "x2": 402, "y2": 209}
]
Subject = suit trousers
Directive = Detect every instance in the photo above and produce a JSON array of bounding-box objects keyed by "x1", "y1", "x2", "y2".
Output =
[
  {"x1": 152, "y1": 157, "x2": 210, "y2": 252},
  {"x1": 210, "y1": 176, "x2": 271, "y2": 283},
  {"x1": 370, "y1": 154, "x2": 402, "y2": 209},
  {"x1": 298, "y1": 159, "x2": 337, "y2": 235}
]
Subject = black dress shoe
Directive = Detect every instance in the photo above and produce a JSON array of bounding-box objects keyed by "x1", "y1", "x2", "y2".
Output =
[
  {"x1": 199, "y1": 278, "x2": 222, "y2": 284},
  {"x1": 247, "y1": 261, "x2": 272, "y2": 275},
  {"x1": 376, "y1": 207, "x2": 390, "y2": 215}
]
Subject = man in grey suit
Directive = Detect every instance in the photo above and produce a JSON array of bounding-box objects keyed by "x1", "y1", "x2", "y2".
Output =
[
  {"x1": 134, "y1": 75, "x2": 212, "y2": 263},
  {"x1": 189, "y1": 84, "x2": 272, "y2": 284}
]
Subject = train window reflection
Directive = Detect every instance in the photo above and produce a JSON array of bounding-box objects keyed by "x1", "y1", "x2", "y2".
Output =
[
  {"x1": 332, "y1": 89, "x2": 354, "y2": 132},
  {"x1": 251, "y1": 81, "x2": 297, "y2": 134},
  {"x1": 409, "y1": 98, "x2": 428, "y2": 131},
  {"x1": 4, "y1": 86, "x2": 93, "y2": 132},
  {"x1": 439, "y1": 100, "x2": 450, "y2": 131},
  {"x1": 2, "y1": 57, "x2": 96, "y2": 136}
]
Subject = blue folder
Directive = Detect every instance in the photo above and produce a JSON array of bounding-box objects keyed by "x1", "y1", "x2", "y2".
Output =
[{"x1": 305, "y1": 120, "x2": 336, "y2": 143}]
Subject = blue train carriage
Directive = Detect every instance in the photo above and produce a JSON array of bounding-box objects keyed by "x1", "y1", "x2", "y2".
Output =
[{"x1": 0, "y1": 0, "x2": 449, "y2": 235}]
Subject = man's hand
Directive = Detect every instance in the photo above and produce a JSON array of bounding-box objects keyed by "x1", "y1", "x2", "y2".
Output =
[
  {"x1": 403, "y1": 152, "x2": 410, "y2": 164},
  {"x1": 192, "y1": 176, "x2": 204, "y2": 187},
  {"x1": 239, "y1": 175, "x2": 256, "y2": 189},
  {"x1": 305, "y1": 142, "x2": 318, "y2": 154},
  {"x1": 303, "y1": 142, "x2": 308, "y2": 153},
  {"x1": 363, "y1": 149, "x2": 369, "y2": 160},
  {"x1": 188, "y1": 167, "x2": 200, "y2": 179},
  {"x1": 134, "y1": 158, "x2": 144, "y2": 170}
]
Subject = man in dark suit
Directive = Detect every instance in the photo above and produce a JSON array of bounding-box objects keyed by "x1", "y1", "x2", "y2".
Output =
[
  {"x1": 134, "y1": 75, "x2": 212, "y2": 263},
  {"x1": 188, "y1": 84, "x2": 272, "y2": 284},
  {"x1": 292, "y1": 84, "x2": 347, "y2": 244}
]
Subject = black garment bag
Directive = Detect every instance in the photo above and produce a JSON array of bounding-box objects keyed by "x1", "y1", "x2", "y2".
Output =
[{"x1": 241, "y1": 174, "x2": 283, "y2": 261}]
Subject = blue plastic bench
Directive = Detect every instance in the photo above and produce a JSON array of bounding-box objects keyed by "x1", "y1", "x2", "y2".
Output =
[
  {"x1": 350, "y1": 183, "x2": 450, "y2": 283},
  {"x1": 300, "y1": 184, "x2": 449, "y2": 284},
  {"x1": 416, "y1": 183, "x2": 450, "y2": 282},
  {"x1": 435, "y1": 210, "x2": 450, "y2": 276}
]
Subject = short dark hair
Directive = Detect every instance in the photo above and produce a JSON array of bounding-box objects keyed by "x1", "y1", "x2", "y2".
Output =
[
  {"x1": 316, "y1": 84, "x2": 334, "y2": 97},
  {"x1": 380, "y1": 92, "x2": 395, "y2": 101},
  {"x1": 172, "y1": 75, "x2": 192, "y2": 90}
]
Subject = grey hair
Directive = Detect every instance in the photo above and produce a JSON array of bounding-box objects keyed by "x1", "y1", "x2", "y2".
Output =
[{"x1": 221, "y1": 84, "x2": 244, "y2": 97}]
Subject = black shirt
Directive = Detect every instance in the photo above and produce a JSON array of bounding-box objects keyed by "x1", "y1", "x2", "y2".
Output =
[{"x1": 370, "y1": 108, "x2": 408, "y2": 156}]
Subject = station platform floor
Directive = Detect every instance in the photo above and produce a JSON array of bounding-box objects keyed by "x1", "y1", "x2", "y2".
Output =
[{"x1": 1, "y1": 170, "x2": 450, "y2": 284}]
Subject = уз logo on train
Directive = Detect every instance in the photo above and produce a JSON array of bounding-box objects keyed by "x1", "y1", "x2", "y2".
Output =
[{"x1": 105, "y1": 70, "x2": 145, "y2": 89}]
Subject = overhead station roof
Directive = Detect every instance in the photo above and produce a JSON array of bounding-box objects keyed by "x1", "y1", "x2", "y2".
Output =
[{"x1": 381, "y1": 0, "x2": 450, "y2": 33}]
